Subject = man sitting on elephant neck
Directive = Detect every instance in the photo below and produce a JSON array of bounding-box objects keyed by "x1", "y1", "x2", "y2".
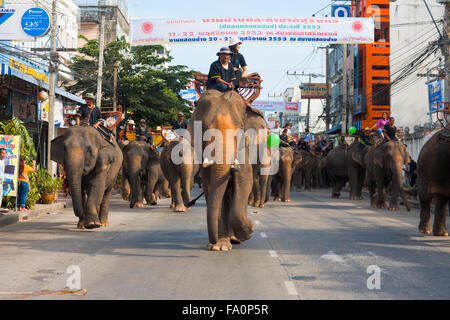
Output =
[
  {"x1": 76, "y1": 93, "x2": 103, "y2": 128},
  {"x1": 206, "y1": 47, "x2": 236, "y2": 92},
  {"x1": 136, "y1": 119, "x2": 153, "y2": 145},
  {"x1": 297, "y1": 136, "x2": 310, "y2": 152}
]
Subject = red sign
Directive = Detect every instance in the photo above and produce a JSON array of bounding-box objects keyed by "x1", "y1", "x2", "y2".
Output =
[{"x1": 285, "y1": 102, "x2": 299, "y2": 111}]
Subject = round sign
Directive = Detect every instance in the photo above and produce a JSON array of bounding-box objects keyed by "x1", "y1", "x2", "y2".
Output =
[
  {"x1": 142, "y1": 22, "x2": 154, "y2": 34},
  {"x1": 21, "y1": 7, "x2": 51, "y2": 38}
]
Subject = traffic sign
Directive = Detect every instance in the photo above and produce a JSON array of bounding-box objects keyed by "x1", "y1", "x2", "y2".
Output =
[
  {"x1": 179, "y1": 89, "x2": 198, "y2": 101},
  {"x1": 21, "y1": 7, "x2": 51, "y2": 37}
]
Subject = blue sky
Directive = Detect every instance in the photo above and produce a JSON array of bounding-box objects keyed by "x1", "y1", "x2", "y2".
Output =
[{"x1": 128, "y1": 0, "x2": 334, "y2": 101}]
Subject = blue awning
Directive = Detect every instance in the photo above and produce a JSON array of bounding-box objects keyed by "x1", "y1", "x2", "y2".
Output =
[
  {"x1": 1, "y1": 63, "x2": 85, "y2": 105},
  {"x1": 326, "y1": 125, "x2": 341, "y2": 134}
]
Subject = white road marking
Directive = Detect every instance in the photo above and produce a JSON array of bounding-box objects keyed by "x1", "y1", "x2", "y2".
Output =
[
  {"x1": 255, "y1": 220, "x2": 261, "y2": 225},
  {"x1": 320, "y1": 251, "x2": 345, "y2": 263},
  {"x1": 269, "y1": 250, "x2": 278, "y2": 258},
  {"x1": 284, "y1": 281, "x2": 299, "y2": 296},
  {"x1": 260, "y1": 232, "x2": 267, "y2": 238}
]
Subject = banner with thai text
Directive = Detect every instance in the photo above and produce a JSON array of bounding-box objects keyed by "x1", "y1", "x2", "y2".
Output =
[
  {"x1": 252, "y1": 101, "x2": 300, "y2": 112},
  {"x1": 131, "y1": 17, "x2": 375, "y2": 46},
  {"x1": 0, "y1": 135, "x2": 20, "y2": 197}
]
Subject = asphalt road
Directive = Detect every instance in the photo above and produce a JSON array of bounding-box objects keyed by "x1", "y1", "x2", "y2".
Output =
[{"x1": 0, "y1": 188, "x2": 449, "y2": 300}]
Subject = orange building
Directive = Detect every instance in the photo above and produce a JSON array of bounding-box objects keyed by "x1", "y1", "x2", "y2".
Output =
[{"x1": 352, "y1": 0, "x2": 391, "y2": 130}]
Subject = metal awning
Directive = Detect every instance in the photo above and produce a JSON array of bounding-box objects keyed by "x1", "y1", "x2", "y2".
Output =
[{"x1": 1, "y1": 63, "x2": 85, "y2": 105}]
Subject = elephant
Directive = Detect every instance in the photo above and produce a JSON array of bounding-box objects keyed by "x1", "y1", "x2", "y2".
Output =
[
  {"x1": 160, "y1": 139, "x2": 199, "y2": 212},
  {"x1": 50, "y1": 126, "x2": 123, "y2": 229},
  {"x1": 121, "y1": 140, "x2": 169, "y2": 208},
  {"x1": 245, "y1": 108, "x2": 271, "y2": 208},
  {"x1": 364, "y1": 141, "x2": 411, "y2": 211},
  {"x1": 272, "y1": 147, "x2": 302, "y2": 202},
  {"x1": 325, "y1": 140, "x2": 367, "y2": 199},
  {"x1": 417, "y1": 130, "x2": 450, "y2": 236},
  {"x1": 312, "y1": 153, "x2": 327, "y2": 189},
  {"x1": 188, "y1": 89, "x2": 256, "y2": 251},
  {"x1": 293, "y1": 150, "x2": 314, "y2": 192}
]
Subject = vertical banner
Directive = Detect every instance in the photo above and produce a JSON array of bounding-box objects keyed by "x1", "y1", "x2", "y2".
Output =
[{"x1": 0, "y1": 135, "x2": 20, "y2": 197}]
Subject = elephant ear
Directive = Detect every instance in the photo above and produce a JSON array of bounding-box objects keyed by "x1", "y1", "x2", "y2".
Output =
[
  {"x1": 245, "y1": 105, "x2": 265, "y2": 120},
  {"x1": 50, "y1": 135, "x2": 66, "y2": 165},
  {"x1": 352, "y1": 150, "x2": 365, "y2": 166}
]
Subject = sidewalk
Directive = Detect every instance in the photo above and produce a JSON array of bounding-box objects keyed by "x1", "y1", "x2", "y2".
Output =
[{"x1": 0, "y1": 195, "x2": 69, "y2": 229}]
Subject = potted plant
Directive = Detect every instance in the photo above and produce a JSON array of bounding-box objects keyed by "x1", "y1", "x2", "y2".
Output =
[{"x1": 35, "y1": 168, "x2": 63, "y2": 204}]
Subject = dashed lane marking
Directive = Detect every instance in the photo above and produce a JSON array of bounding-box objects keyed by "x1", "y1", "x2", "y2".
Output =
[
  {"x1": 260, "y1": 232, "x2": 267, "y2": 238},
  {"x1": 269, "y1": 250, "x2": 278, "y2": 258},
  {"x1": 284, "y1": 281, "x2": 299, "y2": 296}
]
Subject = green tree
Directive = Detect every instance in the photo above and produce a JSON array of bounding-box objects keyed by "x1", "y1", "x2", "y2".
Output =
[{"x1": 64, "y1": 36, "x2": 197, "y2": 128}]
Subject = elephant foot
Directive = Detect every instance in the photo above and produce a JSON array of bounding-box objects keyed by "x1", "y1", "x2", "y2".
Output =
[
  {"x1": 230, "y1": 235, "x2": 241, "y2": 244},
  {"x1": 418, "y1": 222, "x2": 432, "y2": 235},
  {"x1": 122, "y1": 195, "x2": 130, "y2": 201},
  {"x1": 135, "y1": 203, "x2": 144, "y2": 208},
  {"x1": 207, "y1": 238, "x2": 232, "y2": 251},
  {"x1": 305, "y1": 188, "x2": 311, "y2": 192},
  {"x1": 174, "y1": 204, "x2": 187, "y2": 212},
  {"x1": 376, "y1": 201, "x2": 386, "y2": 209},
  {"x1": 332, "y1": 194, "x2": 340, "y2": 199},
  {"x1": 84, "y1": 221, "x2": 101, "y2": 229},
  {"x1": 232, "y1": 219, "x2": 254, "y2": 242},
  {"x1": 296, "y1": 188, "x2": 302, "y2": 192},
  {"x1": 388, "y1": 205, "x2": 399, "y2": 211},
  {"x1": 433, "y1": 226, "x2": 449, "y2": 237},
  {"x1": 274, "y1": 197, "x2": 282, "y2": 202},
  {"x1": 258, "y1": 203, "x2": 265, "y2": 209},
  {"x1": 350, "y1": 195, "x2": 363, "y2": 200},
  {"x1": 170, "y1": 203, "x2": 175, "y2": 209},
  {"x1": 77, "y1": 219, "x2": 86, "y2": 230},
  {"x1": 283, "y1": 198, "x2": 291, "y2": 202},
  {"x1": 101, "y1": 221, "x2": 109, "y2": 227}
]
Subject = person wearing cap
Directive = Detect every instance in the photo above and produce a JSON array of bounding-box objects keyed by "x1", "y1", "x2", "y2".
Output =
[
  {"x1": 228, "y1": 37, "x2": 248, "y2": 89},
  {"x1": 206, "y1": 47, "x2": 236, "y2": 92},
  {"x1": 121, "y1": 119, "x2": 137, "y2": 141},
  {"x1": 76, "y1": 93, "x2": 103, "y2": 128},
  {"x1": 173, "y1": 112, "x2": 188, "y2": 130},
  {"x1": 136, "y1": 119, "x2": 153, "y2": 145}
]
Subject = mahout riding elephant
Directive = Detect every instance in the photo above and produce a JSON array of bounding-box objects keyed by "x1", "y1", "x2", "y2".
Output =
[
  {"x1": 417, "y1": 130, "x2": 450, "y2": 236},
  {"x1": 293, "y1": 150, "x2": 314, "y2": 192},
  {"x1": 160, "y1": 140, "x2": 199, "y2": 212},
  {"x1": 325, "y1": 140, "x2": 367, "y2": 199},
  {"x1": 51, "y1": 126, "x2": 123, "y2": 229},
  {"x1": 121, "y1": 140, "x2": 168, "y2": 208},
  {"x1": 272, "y1": 147, "x2": 302, "y2": 202},
  {"x1": 364, "y1": 141, "x2": 411, "y2": 211},
  {"x1": 245, "y1": 108, "x2": 271, "y2": 208},
  {"x1": 188, "y1": 89, "x2": 256, "y2": 251}
]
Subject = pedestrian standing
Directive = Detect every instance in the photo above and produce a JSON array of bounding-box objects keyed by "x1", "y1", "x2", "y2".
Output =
[
  {"x1": 304, "y1": 129, "x2": 315, "y2": 146},
  {"x1": 271, "y1": 121, "x2": 283, "y2": 136},
  {"x1": 0, "y1": 148, "x2": 6, "y2": 207},
  {"x1": 18, "y1": 156, "x2": 36, "y2": 211}
]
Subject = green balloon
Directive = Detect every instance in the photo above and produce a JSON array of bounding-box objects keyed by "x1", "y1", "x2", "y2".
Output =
[
  {"x1": 349, "y1": 126, "x2": 357, "y2": 135},
  {"x1": 267, "y1": 133, "x2": 280, "y2": 148}
]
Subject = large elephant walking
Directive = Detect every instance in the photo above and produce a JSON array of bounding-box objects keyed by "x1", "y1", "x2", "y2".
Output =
[
  {"x1": 272, "y1": 147, "x2": 302, "y2": 202},
  {"x1": 51, "y1": 126, "x2": 123, "y2": 229},
  {"x1": 365, "y1": 141, "x2": 411, "y2": 211},
  {"x1": 293, "y1": 150, "x2": 314, "y2": 192},
  {"x1": 417, "y1": 130, "x2": 450, "y2": 236},
  {"x1": 160, "y1": 140, "x2": 199, "y2": 212},
  {"x1": 189, "y1": 90, "x2": 256, "y2": 251},
  {"x1": 121, "y1": 141, "x2": 168, "y2": 208}
]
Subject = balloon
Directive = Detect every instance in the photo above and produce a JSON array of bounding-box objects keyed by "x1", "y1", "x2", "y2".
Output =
[
  {"x1": 267, "y1": 133, "x2": 280, "y2": 148},
  {"x1": 349, "y1": 126, "x2": 357, "y2": 135}
]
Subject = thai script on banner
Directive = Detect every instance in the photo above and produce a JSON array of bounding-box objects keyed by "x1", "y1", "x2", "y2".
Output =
[
  {"x1": 252, "y1": 101, "x2": 300, "y2": 112},
  {"x1": 9, "y1": 58, "x2": 48, "y2": 83},
  {"x1": 131, "y1": 17, "x2": 374, "y2": 46},
  {"x1": 0, "y1": 135, "x2": 20, "y2": 197}
]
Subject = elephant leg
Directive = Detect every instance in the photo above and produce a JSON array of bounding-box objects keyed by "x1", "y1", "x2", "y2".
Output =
[
  {"x1": 251, "y1": 170, "x2": 261, "y2": 207},
  {"x1": 162, "y1": 179, "x2": 171, "y2": 198},
  {"x1": 259, "y1": 175, "x2": 269, "y2": 208},
  {"x1": 433, "y1": 195, "x2": 449, "y2": 236},
  {"x1": 357, "y1": 170, "x2": 365, "y2": 199},
  {"x1": 305, "y1": 169, "x2": 312, "y2": 191},
  {"x1": 375, "y1": 176, "x2": 386, "y2": 209},
  {"x1": 331, "y1": 176, "x2": 342, "y2": 198},
  {"x1": 229, "y1": 164, "x2": 254, "y2": 241},
  {"x1": 296, "y1": 169, "x2": 303, "y2": 192},
  {"x1": 83, "y1": 171, "x2": 107, "y2": 229},
  {"x1": 121, "y1": 170, "x2": 130, "y2": 201},
  {"x1": 99, "y1": 185, "x2": 113, "y2": 227},
  {"x1": 418, "y1": 193, "x2": 432, "y2": 235},
  {"x1": 265, "y1": 176, "x2": 272, "y2": 203},
  {"x1": 212, "y1": 186, "x2": 233, "y2": 251},
  {"x1": 348, "y1": 167, "x2": 359, "y2": 200},
  {"x1": 170, "y1": 175, "x2": 185, "y2": 212}
]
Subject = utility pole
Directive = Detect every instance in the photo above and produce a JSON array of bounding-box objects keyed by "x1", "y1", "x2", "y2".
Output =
[
  {"x1": 319, "y1": 46, "x2": 331, "y2": 131},
  {"x1": 342, "y1": 44, "x2": 348, "y2": 135},
  {"x1": 113, "y1": 61, "x2": 119, "y2": 107},
  {"x1": 47, "y1": 0, "x2": 57, "y2": 175},
  {"x1": 306, "y1": 73, "x2": 312, "y2": 130},
  {"x1": 96, "y1": 5, "x2": 106, "y2": 108},
  {"x1": 348, "y1": 44, "x2": 355, "y2": 128}
]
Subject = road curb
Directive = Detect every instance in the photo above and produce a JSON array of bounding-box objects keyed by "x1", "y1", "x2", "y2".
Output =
[{"x1": 0, "y1": 201, "x2": 67, "y2": 229}]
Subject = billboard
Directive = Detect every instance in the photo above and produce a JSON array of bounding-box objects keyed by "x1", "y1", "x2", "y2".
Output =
[
  {"x1": 0, "y1": 135, "x2": 20, "y2": 197},
  {"x1": 301, "y1": 83, "x2": 330, "y2": 99},
  {"x1": 252, "y1": 101, "x2": 300, "y2": 112},
  {"x1": 428, "y1": 79, "x2": 444, "y2": 112},
  {"x1": 0, "y1": 4, "x2": 51, "y2": 41},
  {"x1": 131, "y1": 17, "x2": 375, "y2": 46}
]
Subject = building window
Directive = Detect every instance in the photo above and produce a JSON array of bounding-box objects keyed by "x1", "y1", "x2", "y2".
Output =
[{"x1": 372, "y1": 84, "x2": 390, "y2": 106}]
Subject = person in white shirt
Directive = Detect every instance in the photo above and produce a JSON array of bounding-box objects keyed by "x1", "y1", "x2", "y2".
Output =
[
  {"x1": 271, "y1": 121, "x2": 283, "y2": 136},
  {"x1": 0, "y1": 148, "x2": 7, "y2": 208},
  {"x1": 284, "y1": 123, "x2": 292, "y2": 136}
]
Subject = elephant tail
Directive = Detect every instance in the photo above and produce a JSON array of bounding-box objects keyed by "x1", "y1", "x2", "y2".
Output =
[{"x1": 187, "y1": 192, "x2": 204, "y2": 207}]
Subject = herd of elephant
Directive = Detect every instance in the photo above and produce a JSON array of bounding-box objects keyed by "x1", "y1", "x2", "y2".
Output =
[{"x1": 50, "y1": 90, "x2": 450, "y2": 251}]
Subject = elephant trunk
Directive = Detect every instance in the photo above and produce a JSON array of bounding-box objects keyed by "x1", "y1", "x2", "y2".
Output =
[
  {"x1": 65, "y1": 149, "x2": 84, "y2": 219},
  {"x1": 282, "y1": 161, "x2": 292, "y2": 201},
  {"x1": 393, "y1": 159, "x2": 410, "y2": 211}
]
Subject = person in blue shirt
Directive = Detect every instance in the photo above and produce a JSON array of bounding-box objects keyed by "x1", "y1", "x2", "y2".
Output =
[
  {"x1": 207, "y1": 47, "x2": 236, "y2": 92},
  {"x1": 304, "y1": 129, "x2": 314, "y2": 145}
]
